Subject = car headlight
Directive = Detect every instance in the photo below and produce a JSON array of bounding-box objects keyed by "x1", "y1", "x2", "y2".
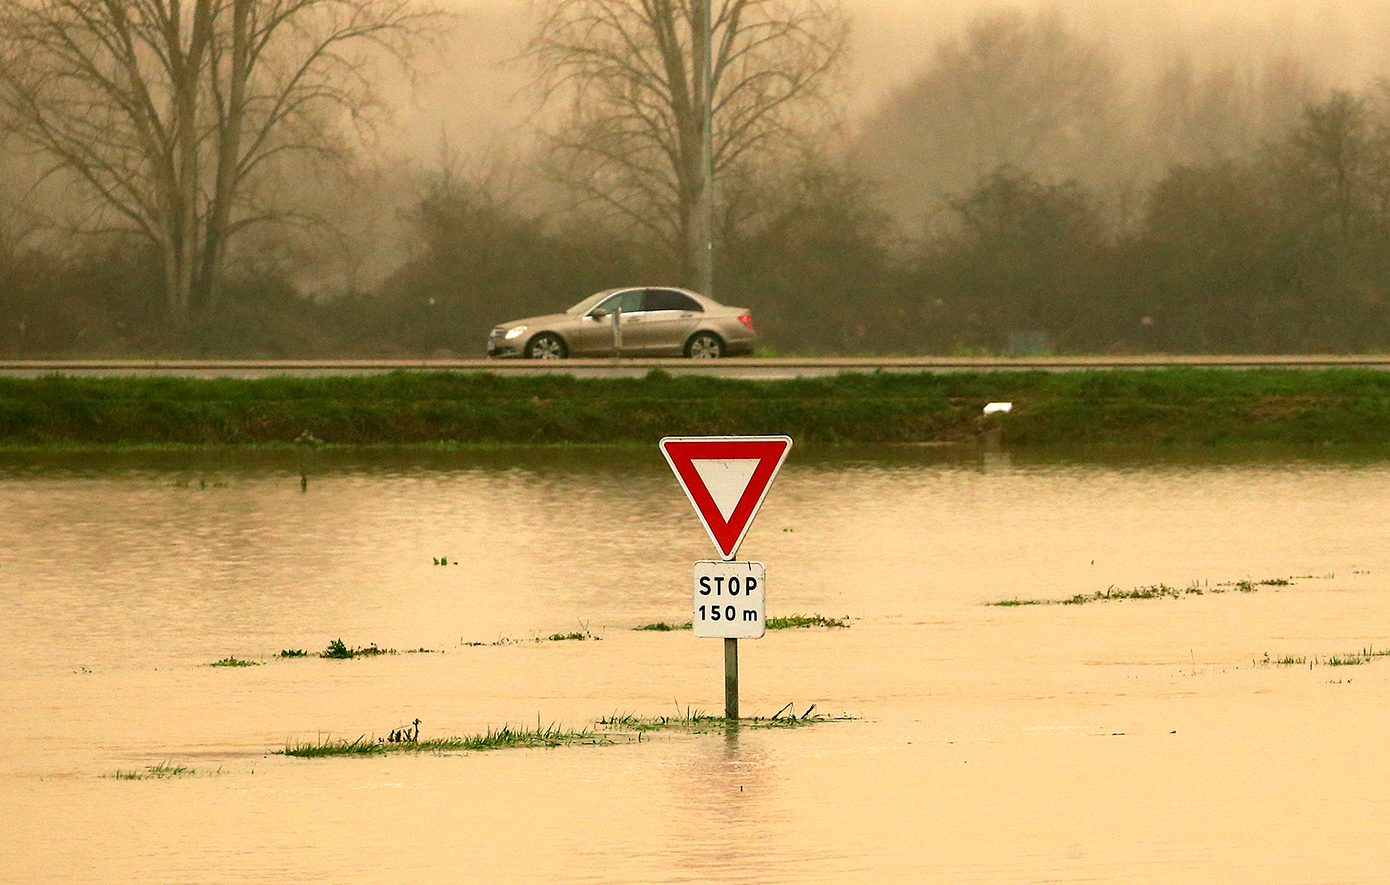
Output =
[{"x1": 504, "y1": 326, "x2": 528, "y2": 339}]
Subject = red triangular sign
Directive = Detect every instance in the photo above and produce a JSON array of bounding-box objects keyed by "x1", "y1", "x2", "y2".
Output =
[{"x1": 660, "y1": 435, "x2": 792, "y2": 560}]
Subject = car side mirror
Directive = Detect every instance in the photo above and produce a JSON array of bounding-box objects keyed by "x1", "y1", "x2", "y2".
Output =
[{"x1": 588, "y1": 308, "x2": 608, "y2": 319}]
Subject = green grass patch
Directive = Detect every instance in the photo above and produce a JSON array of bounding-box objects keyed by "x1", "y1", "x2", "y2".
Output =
[
  {"x1": 277, "y1": 649, "x2": 309, "y2": 658},
  {"x1": 209, "y1": 656, "x2": 261, "y2": 667},
  {"x1": 988, "y1": 577, "x2": 1300, "y2": 607},
  {"x1": 12, "y1": 367, "x2": 1390, "y2": 446}
]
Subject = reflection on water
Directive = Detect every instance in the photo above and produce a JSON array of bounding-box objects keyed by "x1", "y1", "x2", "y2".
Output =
[
  {"x1": 668, "y1": 726, "x2": 798, "y2": 883},
  {"x1": 4, "y1": 444, "x2": 1390, "y2": 883}
]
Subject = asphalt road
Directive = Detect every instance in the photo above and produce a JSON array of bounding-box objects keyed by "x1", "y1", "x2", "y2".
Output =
[{"x1": 2, "y1": 355, "x2": 1389, "y2": 379}]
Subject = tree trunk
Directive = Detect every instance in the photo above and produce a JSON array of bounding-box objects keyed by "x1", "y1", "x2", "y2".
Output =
[{"x1": 199, "y1": 0, "x2": 252, "y2": 314}]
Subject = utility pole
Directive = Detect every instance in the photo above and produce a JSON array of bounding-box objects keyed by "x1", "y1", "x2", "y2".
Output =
[{"x1": 695, "y1": 0, "x2": 714, "y2": 298}]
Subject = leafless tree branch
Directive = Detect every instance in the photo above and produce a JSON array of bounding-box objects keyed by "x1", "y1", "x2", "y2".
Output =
[
  {"x1": 527, "y1": 0, "x2": 846, "y2": 284},
  {"x1": 0, "y1": 0, "x2": 445, "y2": 326}
]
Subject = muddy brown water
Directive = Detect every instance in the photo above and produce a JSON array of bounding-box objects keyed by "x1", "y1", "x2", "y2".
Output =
[{"x1": 3, "y1": 445, "x2": 1389, "y2": 883}]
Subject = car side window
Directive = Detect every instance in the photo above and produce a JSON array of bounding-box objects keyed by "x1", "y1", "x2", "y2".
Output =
[
  {"x1": 598, "y1": 290, "x2": 644, "y2": 315},
  {"x1": 643, "y1": 289, "x2": 702, "y2": 312}
]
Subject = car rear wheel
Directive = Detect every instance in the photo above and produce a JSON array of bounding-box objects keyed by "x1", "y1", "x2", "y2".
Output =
[
  {"x1": 525, "y1": 333, "x2": 567, "y2": 359},
  {"x1": 685, "y1": 332, "x2": 725, "y2": 358}
]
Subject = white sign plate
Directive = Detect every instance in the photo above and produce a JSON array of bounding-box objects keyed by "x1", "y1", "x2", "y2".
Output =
[{"x1": 693, "y1": 561, "x2": 766, "y2": 639}]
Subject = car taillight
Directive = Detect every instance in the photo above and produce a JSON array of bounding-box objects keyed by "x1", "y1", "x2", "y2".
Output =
[{"x1": 738, "y1": 314, "x2": 753, "y2": 329}]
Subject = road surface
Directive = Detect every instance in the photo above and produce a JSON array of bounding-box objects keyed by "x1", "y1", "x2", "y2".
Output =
[{"x1": 2, "y1": 355, "x2": 1389, "y2": 379}]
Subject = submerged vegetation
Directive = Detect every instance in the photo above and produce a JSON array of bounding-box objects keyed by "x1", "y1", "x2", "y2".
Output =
[
  {"x1": 600, "y1": 703, "x2": 837, "y2": 733},
  {"x1": 9, "y1": 369, "x2": 1390, "y2": 447},
  {"x1": 281, "y1": 723, "x2": 608, "y2": 757},
  {"x1": 988, "y1": 577, "x2": 1301, "y2": 607},
  {"x1": 1256, "y1": 647, "x2": 1390, "y2": 669},
  {"x1": 111, "y1": 762, "x2": 200, "y2": 780},
  {"x1": 206, "y1": 641, "x2": 438, "y2": 664},
  {"x1": 280, "y1": 706, "x2": 846, "y2": 758},
  {"x1": 461, "y1": 627, "x2": 602, "y2": 646},
  {"x1": 320, "y1": 638, "x2": 392, "y2": 659},
  {"x1": 635, "y1": 613, "x2": 850, "y2": 631},
  {"x1": 767, "y1": 614, "x2": 851, "y2": 629},
  {"x1": 209, "y1": 656, "x2": 261, "y2": 667},
  {"x1": 544, "y1": 631, "x2": 596, "y2": 642}
]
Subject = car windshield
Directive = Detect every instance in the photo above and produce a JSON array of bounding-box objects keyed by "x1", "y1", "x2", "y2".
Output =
[{"x1": 566, "y1": 291, "x2": 615, "y2": 315}]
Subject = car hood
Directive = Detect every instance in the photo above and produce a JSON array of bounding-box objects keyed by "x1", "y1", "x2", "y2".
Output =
[{"x1": 496, "y1": 312, "x2": 571, "y2": 330}]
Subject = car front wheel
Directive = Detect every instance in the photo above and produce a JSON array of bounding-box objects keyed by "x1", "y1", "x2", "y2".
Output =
[
  {"x1": 685, "y1": 332, "x2": 725, "y2": 358},
  {"x1": 525, "y1": 333, "x2": 567, "y2": 359}
]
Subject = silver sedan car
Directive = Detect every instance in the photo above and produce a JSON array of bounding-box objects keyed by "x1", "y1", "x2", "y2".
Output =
[{"x1": 487, "y1": 287, "x2": 756, "y2": 359}]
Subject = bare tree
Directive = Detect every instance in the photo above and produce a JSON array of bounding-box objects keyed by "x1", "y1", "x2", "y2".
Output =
[
  {"x1": 528, "y1": 0, "x2": 847, "y2": 289},
  {"x1": 0, "y1": 0, "x2": 438, "y2": 328}
]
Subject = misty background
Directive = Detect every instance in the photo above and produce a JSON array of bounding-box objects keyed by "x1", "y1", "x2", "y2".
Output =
[{"x1": 4, "y1": 0, "x2": 1390, "y2": 356}]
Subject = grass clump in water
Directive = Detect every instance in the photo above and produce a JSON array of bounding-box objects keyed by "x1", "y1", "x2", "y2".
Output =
[
  {"x1": 989, "y1": 576, "x2": 1301, "y2": 607},
  {"x1": 1059, "y1": 583, "x2": 1201, "y2": 604},
  {"x1": 544, "y1": 631, "x2": 595, "y2": 642},
  {"x1": 1223, "y1": 577, "x2": 1292, "y2": 591},
  {"x1": 112, "y1": 762, "x2": 195, "y2": 779},
  {"x1": 633, "y1": 613, "x2": 849, "y2": 631},
  {"x1": 1257, "y1": 653, "x2": 1310, "y2": 667},
  {"x1": 1255, "y1": 646, "x2": 1390, "y2": 668},
  {"x1": 459, "y1": 628, "x2": 599, "y2": 646},
  {"x1": 600, "y1": 702, "x2": 845, "y2": 733},
  {"x1": 280, "y1": 705, "x2": 849, "y2": 758},
  {"x1": 278, "y1": 648, "x2": 309, "y2": 658},
  {"x1": 766, "y1": 614, "x2": 850, "y2": 629},
  {"x1": 281, "y1": 721, "x2": 610, "y2": 757},
  {"x1": 1325, "y1": 654, "x2": 1368, "y2": 666},
  {"x1": 320, "y1": 638, "x2": 393, "y2": 659},
  {"x1": 210, "y1": 656, "x2": 261, "y2": 667}
]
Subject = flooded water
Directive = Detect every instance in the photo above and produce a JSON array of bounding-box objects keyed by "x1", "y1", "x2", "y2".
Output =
[{"x1": 4, "y1": 444, "x2": 1390, "y2": 883}]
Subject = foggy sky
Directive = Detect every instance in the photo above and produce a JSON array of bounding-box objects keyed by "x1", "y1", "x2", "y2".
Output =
[{"x1": 398, "y1": 0, "x2": 1390, "y2": 166}]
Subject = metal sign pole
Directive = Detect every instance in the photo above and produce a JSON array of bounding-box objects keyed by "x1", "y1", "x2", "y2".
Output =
[
  {"x1": 724, "y1": 637, "x2": 739, "y2": 720},
  {"x1": 661, "y1": 437, "x2": 792, "y2": 724}
]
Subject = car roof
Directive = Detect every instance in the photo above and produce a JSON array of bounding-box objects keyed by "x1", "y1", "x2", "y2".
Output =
[{"x1": 569, "y1": 287, "x2": 718, "y2": 313}]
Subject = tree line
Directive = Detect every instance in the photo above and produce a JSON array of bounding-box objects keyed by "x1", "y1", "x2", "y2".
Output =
[{"x1": 4, "y1": 4, "x2": 1390, "y2": 356}]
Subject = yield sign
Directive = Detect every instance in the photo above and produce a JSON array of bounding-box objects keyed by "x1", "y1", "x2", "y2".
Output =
[{"x1": 660, "y1": 435, "x2": 792, "y2": 560}]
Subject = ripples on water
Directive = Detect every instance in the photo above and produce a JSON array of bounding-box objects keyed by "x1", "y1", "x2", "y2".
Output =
[{"x1": 3, "y1": 445, "x2": 1390, "y2": 883}]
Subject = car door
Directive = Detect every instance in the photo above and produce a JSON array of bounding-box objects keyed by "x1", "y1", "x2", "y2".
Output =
[
  {"x1": 630, "y1": 288, "x2": 704, "y2": 355},
  {"x1": 567, "y1": 289, "x2": 645, "y2": 355}
]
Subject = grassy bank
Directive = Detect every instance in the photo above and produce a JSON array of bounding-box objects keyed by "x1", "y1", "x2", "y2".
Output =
[{"x1": 4, "y1": 368, "x2": 1390, "y2": 446}]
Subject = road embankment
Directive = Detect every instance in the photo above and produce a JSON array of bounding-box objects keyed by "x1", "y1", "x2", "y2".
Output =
[{"x1": 2, "y1": 368, "x2": 1390, "y2": 447}]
